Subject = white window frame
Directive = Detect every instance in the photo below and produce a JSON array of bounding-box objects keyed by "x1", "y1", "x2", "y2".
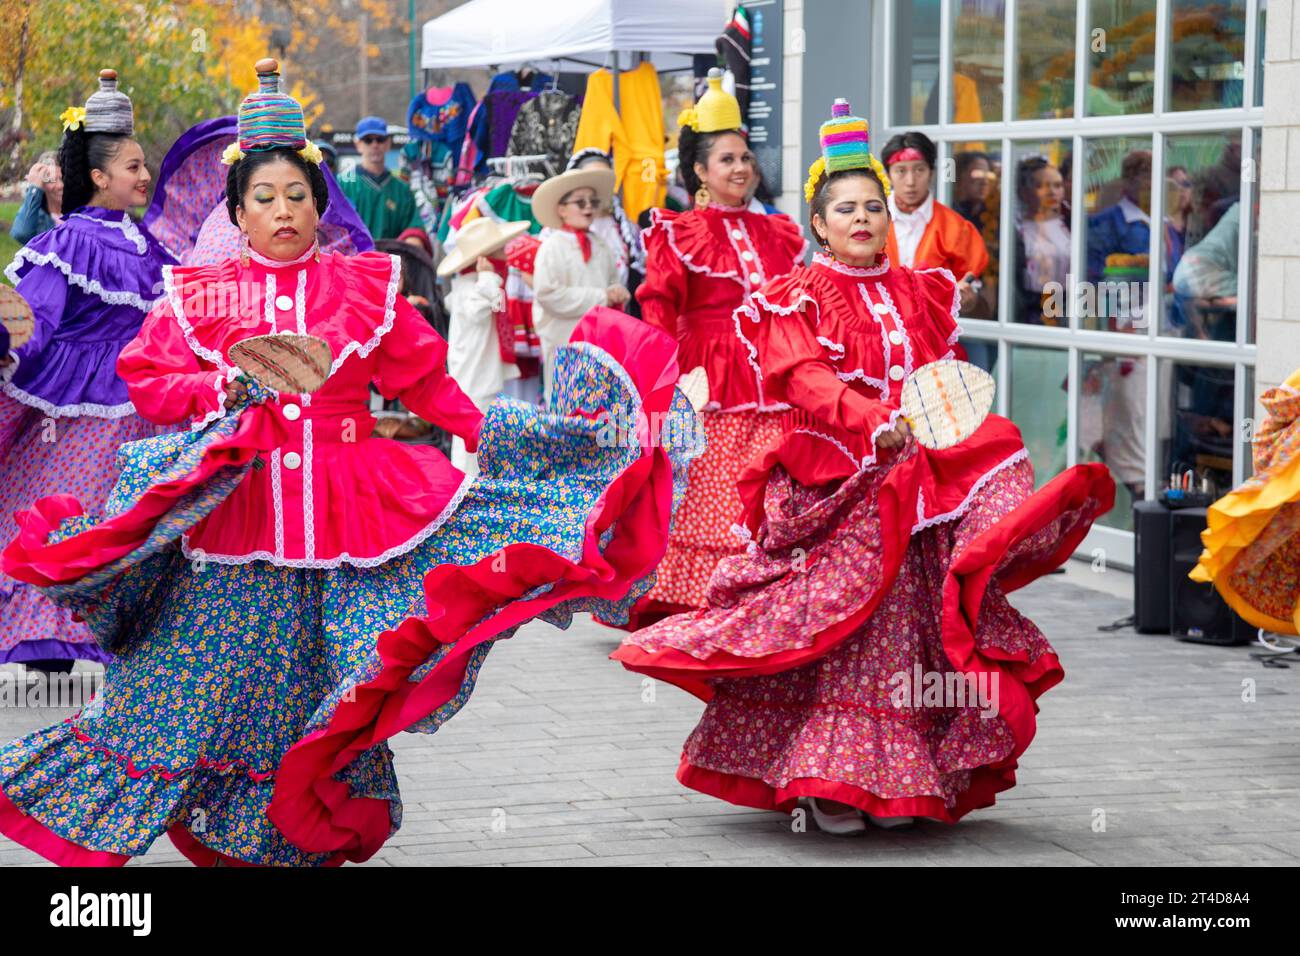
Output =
[{"x1": 874, "y1": 0, "x2": 1264, "y2": 567}]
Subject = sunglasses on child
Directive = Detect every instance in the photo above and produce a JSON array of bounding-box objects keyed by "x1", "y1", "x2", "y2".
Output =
[
  {"x1": 359, "y1": 135, "x2": 389, "y2": 145},
  {"x1": 560, "y1": 197, "x2": 603, "y2": 210}
]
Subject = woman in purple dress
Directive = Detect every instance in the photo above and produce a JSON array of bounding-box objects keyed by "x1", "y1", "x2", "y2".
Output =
[{"x1": 0, "y1": 70, "x2": 176, "y2": 673}]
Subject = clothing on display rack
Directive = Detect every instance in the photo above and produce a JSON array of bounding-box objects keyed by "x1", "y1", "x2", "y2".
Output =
[
  {"x1": 507, "y1": 91, "x2": 581, "y2": 179},
  {"x1": 571, "y1": 63, "x2": 666, "y2": 223}
]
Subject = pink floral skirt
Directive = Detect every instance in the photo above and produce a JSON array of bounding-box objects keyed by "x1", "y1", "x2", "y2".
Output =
[
  {"x1": 615, "y1": 449, "x2": 1115, "y2": 821},
  {"x1": 0, "y1": 395, "x2": 163, "y2": 664}
]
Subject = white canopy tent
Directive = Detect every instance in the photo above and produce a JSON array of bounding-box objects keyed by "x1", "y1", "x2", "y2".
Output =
[{"x1": 420, "y1": 0, "x2": 731, "y2": 72}]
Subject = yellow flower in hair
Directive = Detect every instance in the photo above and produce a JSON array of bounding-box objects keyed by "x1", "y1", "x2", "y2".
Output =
[
  {"x1": 59, "y1": 106, "x2": 87, "y2": 132},
  {"x1": 803, "y1": 156, "x2": 826, "y2": 204},
  {"x1": 220, "y1": 141, "x2": 245, "y2": 165},
  {"x1": 677, "y1": 107, "x2": 700, "y2": 132},
  {"x1": 298, "y1": 141, "x2": 323, "y2": 165}
]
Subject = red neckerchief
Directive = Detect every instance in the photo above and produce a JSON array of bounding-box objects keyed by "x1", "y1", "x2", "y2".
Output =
[{"x1": 562, "y1": 224, "x2": 592, "y2": 263}]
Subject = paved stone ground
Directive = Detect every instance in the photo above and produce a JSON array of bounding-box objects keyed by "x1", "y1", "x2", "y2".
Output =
[{"x1": 2, "y1": 563, "x2": 1298, "y2": 867}]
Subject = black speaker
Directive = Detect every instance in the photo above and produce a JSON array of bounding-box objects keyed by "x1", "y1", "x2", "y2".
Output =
[
  {"x1": 1133, "y1": 500, "x2": 1171, "y2": 633},
  {"x1": 1169, "y1": 507, "x2": 1255, "y2": 645}
]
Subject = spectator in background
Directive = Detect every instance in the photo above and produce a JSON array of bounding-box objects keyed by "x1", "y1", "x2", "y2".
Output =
[
  {"x1": 1164, "y1": 164, "x2": 1193, "y2": 280},
  {"x1": 1172, "y1": 200, "x2": 1240, "y2": 340},
  {"x1": 337, "y1": 116, "x2": 431, "y2": 253},
  {"x1": 1085, "y1": 149, "x2": 1153, "y2": 325},
  {"x1": 12, "y1": 152, "x2": 64, "y2": 245},
  {"x1": 565, "y1": 148, "x2": 645, "y2": 316},
  {"x1": 1014, "y1": 155, "x2": 1071, "y2": 326},
  {"x1": 951, "y1": 150, "x2": 1000, "y2": 370},
  {"x1": 880, "y1": 131, "x2": 988, "y2": 318}
]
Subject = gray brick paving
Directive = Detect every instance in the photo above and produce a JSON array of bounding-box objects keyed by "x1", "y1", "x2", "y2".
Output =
[{"x1": 2, "y1": 562, "x2": 1298, "y2": 866}]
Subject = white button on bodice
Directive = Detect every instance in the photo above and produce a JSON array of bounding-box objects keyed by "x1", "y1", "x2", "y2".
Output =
[
  {"x1": 872, "y1": 302, "x2": 890, "y2": 315},
  {"x1": 888, "y1": 330, "x2": 905, "y2": 345},
  {"x1": 888, "y1": 365, "x2": 905, "y2": 381},
  {"x1": 749, "y1": 272, "x2": 762, "y2": 284},
  {"x1": 731, "y1": 229, "x2": 744, "y2": 240},
  {"x1": 282, "y1": 402, "x2": 301, "y2": 421},
  {"x1": 741, "y1": 250, "x2": 755, "y2": 261},
  {"x1": 275, "y1": 294, "x2": 294, "y2": 312},
  {"x1": 282, "y1": 451, "x2": 302, "y2": 470}
]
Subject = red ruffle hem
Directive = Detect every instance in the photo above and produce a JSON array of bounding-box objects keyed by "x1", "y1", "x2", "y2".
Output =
[
  {"x1": 612, "y1": 422, "x2": 1115, "y2": 823},
  {"x1": 0, "y1": 311, "x2": 687, "y2": 865}
]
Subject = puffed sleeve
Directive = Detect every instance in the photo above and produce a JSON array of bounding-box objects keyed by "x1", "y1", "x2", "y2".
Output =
[
  {"x1": 909, "y1": 266, "x2": 963, "y2": 359},
  {"x1": 635, "y1": 214, "x2": 687, "y2": 336},
  {"x1": 9, "y1": 260, "x2": 69, "y2": 365},
  {"x1": 736, "y1": 278, "x2": 897, "y2": 440},
  {"x1": 532, "y1": 235, "x2": 607, "y2": 322},
  {"x1": 374, "y1": 294, "x2": 485, "y2": 452},
  {"x1": 117, "y1": 300, "x2": 230, "y2": 427}
]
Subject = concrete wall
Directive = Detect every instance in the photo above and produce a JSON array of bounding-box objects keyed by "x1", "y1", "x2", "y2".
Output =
[{"x1": 1256, "y1": 0, "x2": 1300, "y2": 403}]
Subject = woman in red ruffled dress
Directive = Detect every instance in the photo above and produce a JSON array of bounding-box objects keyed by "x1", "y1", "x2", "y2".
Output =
[
  {"x1": 614, "y1": 100, "x2": 1115, "y2": 834},
  {"x1": 632, "y1": 70, "x2": 805, "y2": 625}
]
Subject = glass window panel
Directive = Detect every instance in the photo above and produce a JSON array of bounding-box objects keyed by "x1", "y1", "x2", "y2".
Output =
[
  {"x1": 1158, "y1": 358, "x2": 1236, "y2": 498},
  {"x1": 1243, "y1": 366, "x2": 1256, "y2": 481},
  {"x1": 1015, "y1": 0, "x2": 1076, "y2": 119},
  {"x1": 1081, "y1": 135, "x2": 1154, "y2": 332},
  {"x1": 951, "y1": 0, "x2": 1004, "y2": 124},
  {"x1": 1080, "y1": 351, "x2": 1149, "y2": 529},
  {"x1": 1169, "y1": 0, "x2": 1248, "y2": 112},
  {"x1": 1160, "y1": 131, "x2": 1243, "y2": 340},
  {"x1": 1011, "y1": 346, "x2": 1069, "y2": 488},
  {"x1": 949, "y1": 140, "x2": 1002, "y2": 325},
  {"x1": 893, "y1": 0, "x2": 943, "y2": 125},
  {"x1": 1086, "y1": 0, "x2": 1158, "y2": 116},
  {"x1": 1009, "y1": 140, "x2": 1073, "y2": 325}
]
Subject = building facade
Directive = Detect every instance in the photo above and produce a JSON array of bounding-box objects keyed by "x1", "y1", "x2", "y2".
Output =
[{"x1": 779, "y1": 0, "x2": 1289, "y2": 566}]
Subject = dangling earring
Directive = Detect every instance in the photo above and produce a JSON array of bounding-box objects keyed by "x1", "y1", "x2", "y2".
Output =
[
  {"x1": 313, "y1": 242, "x2": 321, "y2": 263},
  {"x1": 695, "y1": 183, "x2": 711, "y2": 208},
  {"x1": 240, "y1": 233, "x2": 250, "y2": 268}
]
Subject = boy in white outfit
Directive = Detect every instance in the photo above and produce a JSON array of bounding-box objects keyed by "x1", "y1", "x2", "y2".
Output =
[
  {"x1": 437, "y1": 216, "x2": 531, "y2": 475},
  {"x1": 530, "y1": 166, "x2": 629, "y2": 400}
]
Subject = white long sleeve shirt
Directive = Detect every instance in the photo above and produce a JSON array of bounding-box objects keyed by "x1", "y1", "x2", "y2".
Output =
[{"x1": 532, "y1": 230, "x2": 618, "y2": 395}]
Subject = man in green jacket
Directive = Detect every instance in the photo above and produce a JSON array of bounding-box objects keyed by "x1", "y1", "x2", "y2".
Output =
[{"x1": 338, "y1": 116, "x2": 431, "y2": 252}]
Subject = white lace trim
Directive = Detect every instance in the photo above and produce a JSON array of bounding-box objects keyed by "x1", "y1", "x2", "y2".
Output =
[
  {"x1": 835, "y1": 368, "x2": 888, "y2": 390},
  {"x1": 163, "y1": 265, "x2": 230, "y2": 370},
  {"x1": 791, "y1": 427, "x2": 861, "y2": 469},
  {"x1": 271, "y1": 449, "x2": 285, "y2": 560},
  {"x1": 264, "y1": 272, "x2": 277, "y2": 331},
  {"x1": 863, "y1": 407, "x2": 906, "y2": 470},
  {"x1": 329, "y1": 253, "x2": 400, "y2": 378},
  {"x1": 189, "y1": 369, "x2": 236, "y2": 432},
  {"x1": 915, "y1": 265, "x2": 962, "y2": 336},
  {"x1": 650, "y1": 208, "x2": 743, "y2": 286},
  {"x1": 816, "y1": 336, "x2": 846, "y2": 357},
  {"x1": 911, "y1": 448, "x2": 1030, "y2": 534},
  {"x1": 704, "y1": 399, "x2": 790, "y2": 413},
  {"x1": 0, "y1": 380, "x2": 136, "y2": 419},
  {"x1": 731, "y1": 301, "x2": 766, "y2": 383},
  {"x1": 813, "y1": 251, "x2": 891, "y2": 277},
  {"x1": 302, "y1": 418, "x2": 314, "y2": 562},
  {"x1": 247, "y1": 241, "x2": 319, "y2": 269},
  {"x1": 5, "y1": 247, "x2": 161, "y2": 313},
  {"x1": 68, "y1": 212, "x2": 149, "y2": 254},
  {"x1": 874, "y1": 281, "x2": 915, "y2": 379},
  {"x1": 751, "y1": 289, "x2": 821, "y2": 326},
  {"x1": 180, "y1": 471, "x2": 475, "y2": 569},
  {"x1": 738, "y1": 219, "x2": 767, "y2": 287},
  {"x1": 859, "y1": 284, "x2": 893, "y2": 402}
]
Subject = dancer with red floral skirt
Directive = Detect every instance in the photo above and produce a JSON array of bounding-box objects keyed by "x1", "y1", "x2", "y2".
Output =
[
  {"x1": 613, "y1": 99, "x2": 1114, "y2": 834},
  {"x1": 630, "y1": 69, "x2": 806, "y2": 627}
]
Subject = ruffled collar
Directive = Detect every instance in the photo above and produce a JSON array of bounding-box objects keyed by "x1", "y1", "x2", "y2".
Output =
[
  {"x1": 812, "y1": 251, "x2": 891, "y2": 278},
  {"x1": 65, "y1": 206, "x2": 148, "y2": 255},
  {"x1": 246, "y1": 240, "x2": 320, "y2": 269}
]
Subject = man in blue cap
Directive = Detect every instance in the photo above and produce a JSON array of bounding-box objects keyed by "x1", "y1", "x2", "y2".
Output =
[{"x1": 338, "y1": 115, "x2": 431, "y2": 251}]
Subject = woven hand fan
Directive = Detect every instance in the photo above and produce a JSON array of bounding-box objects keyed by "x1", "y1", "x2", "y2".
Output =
[
  {"x1": 899, "y1": 359, "x2": 995, "y2": 450},
  {"x1": 228, "y1": 333, "x2": 334, "y2": 395},
  {"x1": 0, "y1": 285, "x2": 36, "y2": 352},
  {"x1": 678, "y1": 366, "x2": 710, "y2": 412}
]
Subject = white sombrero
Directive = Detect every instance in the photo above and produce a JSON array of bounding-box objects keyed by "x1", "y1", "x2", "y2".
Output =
[
  {"x1": 530, "y1": 167, "x2": 616, "y2": 230},
  {"x1": 437, "y1": 217, "x2": 531, "y2": 278}
]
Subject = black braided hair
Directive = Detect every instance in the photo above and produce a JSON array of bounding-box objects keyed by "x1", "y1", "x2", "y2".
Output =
[
  {"x1": 225, "y1": 147, "x2": 329, "y2": 225},
  {"x1": 57, "y1": 127, "x2": 130, "y2": 212}
]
